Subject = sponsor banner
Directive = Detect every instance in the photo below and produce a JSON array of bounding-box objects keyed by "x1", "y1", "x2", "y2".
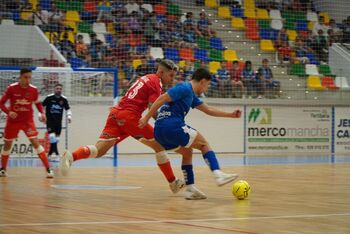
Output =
[
  {"x1": 246, "y1": 106, "x2": 332, "y2": 154},
  {"x1": 334, "y1": 107, "x2": 350, "y2": 153}
]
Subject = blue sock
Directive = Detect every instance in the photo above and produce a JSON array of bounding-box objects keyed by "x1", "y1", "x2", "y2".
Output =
[
  {"x1": 203, "y1": 151, "x2": 220, "y2": 171},
  {"x1": 181, "y1": 164, "x2": 194, "y2": 185}
]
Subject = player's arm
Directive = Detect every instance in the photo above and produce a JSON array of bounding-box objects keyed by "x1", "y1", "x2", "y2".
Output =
[
  {"x1": 34, "y1": 90, "x2": 46, "y2": 122},
  {"x1": 139, "y1": 93, "x2": 172, "y2": 128},
  {"x1": 195, "y1": 103, "x2": 241, "y2": 118},
  {"x1": 0, "y1": 87, "x2": 17, "y2": 119},
  {"x1": 147, "y1": 102, "x2": 158, "y2": 120},
  {"x1": 64, "y1": 99, "x2": 72, "y2": 123}
]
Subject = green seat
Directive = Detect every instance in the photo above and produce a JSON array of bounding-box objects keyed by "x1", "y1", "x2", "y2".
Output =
[
  {"x1": 290, "y1": 64, "x2": 306, "y2": 76},
  {"x1": 56, "y1": 1, "x2": 68, "y2": 11},
  {"x1": 319, "y1": 64, "x2": 333, "y2": 76},
  {"x1": 78, "y1": 22, "x2": 92, "y2": 33},
  {"x1": 197, "y1": 36, "x2": 210, "y2": 49},
  {"x1": 57, "y1": 1, "x2": 83, "y2": 11},
  {"x1": 167, "y1": 4, "x2": 181, "y2": 16},
  {"x1": 294, "y1": 11, "x2": 307, "y2": 21},
  {"x1": 209, "y1": 49, "x2": 223, "y2": 62},
  {"x1": 284, "y1": 19, "x2": 295, "y2": 30},
  {"x1": 15, "y1": 19, "x2": 32, "y2": 25},
  {"x1": 194, "y1": 60, "x2": 201, "y2": 69},
  {"x1": 258, "y1": 20, "x2": 270, "y2": 29}
]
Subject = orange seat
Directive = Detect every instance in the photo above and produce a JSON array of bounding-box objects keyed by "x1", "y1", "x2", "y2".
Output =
[
  {"x1": 322, "y1": 77, "x2": 338, "y2": 90},
  {"x1": 179, "y1": 48, "x2": 195, "y2": 61},
  {"x1": 246, "y1": 28, "x2": 260, "y2": 40},
  {"x1": 245, "y1": 18, "x2": 258, "y2": 29},
  {"x1": 84, "y1": 1, "x2": 97, "y2": 12},
  {"x1": 128, "y1": 34, "x2": 142, "y2": 47},
  {"x1": 154, "y1": 4, "x2": 166, "y2": 15}
]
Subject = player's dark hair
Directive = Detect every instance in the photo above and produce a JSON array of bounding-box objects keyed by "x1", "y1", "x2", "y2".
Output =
[
  {"x1": 54, "y1": 83, "x2": 63, "y2": 88},
  {"x1": 159, "y1": 59, "x2": 178, "y2": 71},
  {"x1": 20, "y1": 67, "x2": 32, "y2": 75},
  {"x1": 192, "y1": 68, "x2": 212, "y2": 81}
]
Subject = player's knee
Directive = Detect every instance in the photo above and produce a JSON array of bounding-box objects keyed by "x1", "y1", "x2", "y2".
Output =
[
  {"x1": 87, "y1": 145, "x2": 98, "y2": 158},
  {"x1": 155, "y1": 151, "x2": 169, "y2": 164}
]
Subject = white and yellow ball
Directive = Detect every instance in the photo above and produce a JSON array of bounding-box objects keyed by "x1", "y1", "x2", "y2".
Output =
[{"x1": 232, "y1": 180, "x2": 251, "y2": 200}]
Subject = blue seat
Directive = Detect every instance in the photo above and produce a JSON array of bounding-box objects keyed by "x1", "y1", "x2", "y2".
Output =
[
  {"x1": 80, "y1": 12, "x2": 94, "y2": 22},
  {"x1": 306, "y1": 52, "x2": 319, "y2": 65},
  {"x1": 40, "y1": 0, "x2": 52, "y2": 11},
  {"x1": 69, "y1": 57, "x2": 87, "y2": 68},
  {"x1": 164, "y1": 48, "x2": 180, "y2": 62},
  {"x1": 209, "y1": 37, "x2": 224, "y2": 50},
  {"x1": 12, "y1": 11, "x2": 20, "y2": 21},
  {"x1": 105, "y1": 34, "x2": 114, "y2": 46},
  {"x1": 259, "y1": 29, "x2": 278, "y2": 40},
  {"x1": 136, "y1": 44, "x2": 149, "y2": 54},
  {"x1": 156, "y1": 15, "x2": 166, "y2": 23},
  {"x1": 194, "y1": 48, "x2": 209, "y2": 62},
  {"x1": 231, "y1": 7, "x2": 244, "y2": 18},
  {"x1": 296, "y1": 21, "x2": 308, "y2": 31}
]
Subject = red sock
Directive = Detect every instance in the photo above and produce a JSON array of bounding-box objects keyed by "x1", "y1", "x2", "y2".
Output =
[
  {"x1": 158, "y1": 161, "x2": 176, "y2": 183},
  {"x1": 38, "y1": 152, "x2": 50, "y2": 169},
  {"x1": 1, "y1": 155, "x2": 9, "y2": 170},
  {"x1": 72, "y1": 146, "x2": 91, "y2": 161}
]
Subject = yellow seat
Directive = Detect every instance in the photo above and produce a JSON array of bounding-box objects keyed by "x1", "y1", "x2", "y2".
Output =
[
  {"x1": 107, "y1": 23, "x2": 116, "y2": 34},
  {"x1": 66, "y1": 11, "x2": 80, "y2": 22},
  {"x1": 286, "y1": 29, "x2": 297, "y2": 41},
  {"x1": 260, "y1": 40, "x2": 275, "y2": 52},
  {"x1": 205, "y1": 0, "x2": 218, "y2": 8},
  {"x1": 256, "y1": 8, "x2": 269, "y2": 19},
  {"x1": 244, "y1": 0, "x2": 255, "y2": 9},
  {"x1": 60, "y1": 31, "x2": 75, "y2": 43},
  {"x1": 244, "y1": 9, "x2": 256, "y2": 18},
  {"x1": 20, "y1": 11, "x2": 32, "y2": 20},
  {"x1": 64, "y1": 21, "x2": 77, "y2": 33},
  {"x1": 132, "y1": 59, "x2": 142, "y2": 69},
  {"x1": 178, "y1": 60, "x2": 186, "y2": 68},
  {"x1": 209, "y1": 61, "x2": 221, "y2": 74},
  {"x1": 224, "y1": 50, "x2": 238, "y2": 61},
  {"x1": 118, "y1": 71, "x2": 126, "y2": 80},
  {"x1": 218, "y1": 6, "x2": 231, "y2": 19},
  {"x1": 29, "y1": 0, "x2": 38, "y2": 9},
  {"x1": 307, "y1": 76, "x2": 325, "y2": 90},
  {"x1": 232, "y1": 17, "x2": 245, "y2": 29},
  {"x1": 319, "y1": 12, "x2": 330, "y2": 24}
]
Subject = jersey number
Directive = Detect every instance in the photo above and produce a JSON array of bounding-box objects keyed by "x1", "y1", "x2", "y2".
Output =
[{"x1": 127, "y1": 81, "x2": 144, "y2": 99}]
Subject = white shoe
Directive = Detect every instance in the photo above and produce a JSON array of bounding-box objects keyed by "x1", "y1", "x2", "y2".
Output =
[
  {"x1": 0, "y1": 169, "x2": 7, "y2": 177},
  {"x1": 60, "y1": 150, "x2": 73, "y2": 176},
  {"x1": 46, "y1": 168, "x2": 54, "y2": 179},
  {"x1": 169, "y1": 178, "x2": 185, "y2": 194},
  {"x1": 185, "y1": 185, "x2": 207, "y2": 200},
  {"x1": 214, "y1": 170, "x2": 238, "y2": 186}
]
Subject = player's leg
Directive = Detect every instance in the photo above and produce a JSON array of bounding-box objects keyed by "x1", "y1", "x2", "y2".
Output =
[
  {"x1": 29, "y1": 137, "x2": 54, "y2": 178},
  {"x1": 47, "y1": 124, "x2": 56, "y2": 157},
  {"x1": 53, "y1": 124, "x2": 62, "y2": 156},
  {"x1": 188, "y1": 129, "x2": 238, "y2": 186},
  {"x1": 0, "y1": 122, "x2": 20, "y2": 177}
]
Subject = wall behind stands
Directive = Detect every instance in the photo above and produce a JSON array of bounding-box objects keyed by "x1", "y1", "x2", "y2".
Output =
[{"x1": 314, "y1": 0, "x2": 350, "y2": 22}]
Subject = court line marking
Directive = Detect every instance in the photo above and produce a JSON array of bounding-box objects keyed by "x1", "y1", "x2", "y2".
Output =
[{"x1": 1, "y1": 212, "x2": 350, "y2": 227}]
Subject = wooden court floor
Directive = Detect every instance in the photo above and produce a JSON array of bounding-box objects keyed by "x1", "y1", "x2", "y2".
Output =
[{"x1": 1, "y1": 163, "x2": 350, "y2": 234}]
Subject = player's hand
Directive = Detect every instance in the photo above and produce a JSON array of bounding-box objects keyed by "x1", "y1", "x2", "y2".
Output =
[
  {"x1": 138, "y1": 117, "x2": 148, "y2": 129},
  {"x1": 232, "y1": 110, "x2": 241, "y2": 118},
  {"x1": 8, "y1": 111, "x2": 17, "y2": 119},
  {"x1": 38, "y1": 113, "x2": 46, "y2": 123},
  {"x1": 68, "y1": 117, "x2": 72, "y2": 123}
]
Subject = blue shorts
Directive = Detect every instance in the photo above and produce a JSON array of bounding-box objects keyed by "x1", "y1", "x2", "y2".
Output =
[{"x1": 154, "y1": 124, "x2": 198, "y2": 150}]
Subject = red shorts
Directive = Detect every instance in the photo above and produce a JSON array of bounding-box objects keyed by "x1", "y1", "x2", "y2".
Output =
[
  {"x1": 100, "y1": 108, "x2": 154, "y2": 143},
  {"x1": 4, "y1": 119, "x2": 38, "y2": 141}
]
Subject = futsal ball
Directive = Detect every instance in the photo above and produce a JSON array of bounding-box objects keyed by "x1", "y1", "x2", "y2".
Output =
[{"x1": 232, "y1": 180, "x2": 251, "y2": 200}]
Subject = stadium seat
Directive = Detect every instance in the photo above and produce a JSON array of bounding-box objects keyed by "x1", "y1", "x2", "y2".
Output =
[
  {"x1": 307, "y1": 76, "x2": 325, "y2": 90},
  {"x1": 136, "y1": 44, "x2": 149, "y2": 54},
  {"x1": 69, "y1": 57, "x2": 87, "y2": 68},
  {"x1": 306, "y1": 52, "x2": 319, "y2": 65},
  {"x1": 307, "y1": 11, "x2": 318, "y2": 22},
  {"x1": 105, "y1": 34, "x2": 114, "y2": 46},
  {"x1": 141, "y1": 4, "x2": 153, "y2": 13},
  {"x1": 223, "y1": 50, "x2": 238, "y2": 61},
  {"x1": 319, "y1": 12, "x2": 330, "y2": 24},
  {"x1": 209, "y1": 61, "x2": 221, "y2": 74},
  {"x1": 60, "y1": 1, "x2": 82, "y2": 11},
  {"x1": 296, "y1": 21, "x2": 308, "y2": 31},
  {"x1": 322, "y1": 77, "x2": 338, "y2": 90},
  {"x1": 128, "y1": 34, "x2": 142, "y2": 47},
  {"x1": 168, "y1": 4, "x2": 181, "y2": 16},
  {"x1": 258, "y1": 19, "x2": 270, "y2": 29},
  {"x1": 319, "y1": 64, "x2": 333, "y2": 76},
  {"x1": 96, "y1": 33, "x2": 106, "y2": 44},
  {"x1": 210, "y1": 37, "x2": 225, "y2": 50},
  {"x1": 209, "y1": 49, "x2": 223, "y2": 62},
  {"x1": 286, "y1": 30, "x2": 297, "y2": 41},
  {"x1": 244, "y1": 9, "x2": 256, "y2": 18},
  {"x1": 20, "y1": 11, "x2": 32, "y2": 20},
  {"x1": 246, "y1": 27, "x2": 260, "y2": 40},
  {"x1": 232, "y1": 17, "x2": 245, "y2": 29},
  {"x1": 271, "y1": 19, "x2": 283, "y2": 30},
  {"x1": 218, "y1": 6, "x2": 231, "y2": 19},
  {"x1": 256, "y1": 9, "x2": 269, "y2": 19},
  {"x1": 1, "y1": 19, "x2": 15, "y2": 25},
  {"x1": 83, "y1": 1, "x2": 97, "y2": 12},
  {"x1": 125, "y1": 3, "x2": 139, "y2": 15},
  {"x1": 194, "y1": 48, "x2": 209, "y2": 62},
  {"x1": 78, "y1": 22, "x2": 92, "y2": 33},
  {"x1": 290, "y1": 63, "x2": 306, "y2": 76},
  {"x1": 77, "y1": 33, "x2": 91, "y2": 44},
  {"x1": 205, "y1": 0, "x2": 218, "y2": 8},
  {"x1": 197, "y1": 37, "x2": 210, "y2": 49},
  {"x1": 93, "y1": 22, "x2": 107, "y2": 34},
  {"x1": 60, "y1": 31, "x2": 75, "y2": 43},
  {"x1": 106, "y1": 22, "x2": 115, "y2": 34},
  {"x1": 231, "y1": 7, "x2": 244, "y2": 18},
  {"x1": 179, "y1": 48, "x2": 195, "y2": 61},
  {"x1": 66, "y1": 11, "x2": 80, "y2": 22},
  {"x1": 40, "y1": 0, "x2": 52, "y2": 11},
  {"x1": 308, "y1": 21, "x2": 315, "y2": 31},
  {"x1": 306, "y1": 64, "x2": 320, "y2": 76},
  {"x1": 244, "y1": 0, "x2": 255, "y2": 9},
  {"x1": 132, "y1": 59, "x2": 142, "y2": 69},
  {"x1": 178, "y1": 60, "x2": 186, "y2": 68},
  {"x1": 154, "y1": 4, "x2": 166, "y2": 15},
  {"x1": 165, "y1": 48, "x2": 180, "y2": 62},
  {"x1": 269, "y1": 9, "x2": 281, "y2": 20},
  {"x1": 260, "y1": 40, "x2": 275, "y2": 52},
  {"x1": 150, "y1": 47, "x2": 164, "y2": 59},
  {"x1": 29, "y1": 0, "x2": 38, "y2": 9},
  {"x1": 335, "y1": 77, "x2": 350, "y2": 89},
  {"x1": 63, "y1": 21, "x2": 77, "y2": 33},
  {"x1": 245, "y1": 19, "x2": 258, "y2": 29},
  {"x1": 259, "y1": 29, "x2": 277, "y2": 40}
]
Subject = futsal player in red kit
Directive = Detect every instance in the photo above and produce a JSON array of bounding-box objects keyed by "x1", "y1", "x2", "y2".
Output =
[
  {"x1": 0, "y1": 68, "x2": 54, "y2": 178},
  {"x1": 60, "y1": 59, "x2": 185, "y2": 193}
]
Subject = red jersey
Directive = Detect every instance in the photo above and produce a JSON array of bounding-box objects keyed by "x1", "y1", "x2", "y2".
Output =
[
  {"x1": 229, "y1": 68, "x2": 242, "y2": 82},
  {"x1": 117, "y1": 74, "x2": 162, "y2": 115},
  {"x1": 0, "y1": 82, "x2": 40, "y2": 122}
]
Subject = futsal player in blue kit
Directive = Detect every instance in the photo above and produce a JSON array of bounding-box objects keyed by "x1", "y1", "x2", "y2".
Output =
[{"x1": 139, "y1": 68, "x2": 242, "y2": 200}]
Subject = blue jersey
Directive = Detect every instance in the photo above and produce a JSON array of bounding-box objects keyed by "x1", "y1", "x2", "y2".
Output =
[{"x1": 155, "y1": 82, "x2": 203, "y2": 127}]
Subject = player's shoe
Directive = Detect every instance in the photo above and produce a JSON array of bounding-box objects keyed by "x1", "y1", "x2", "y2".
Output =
[
  {"x1": 60, "y1": 150, "x2": 73, "y2": 176},
  {"x1": 169, "y1": 178, "x2": 185, "y2": 194},
  {"x1": 0, "y1": 168, "x2": 7, "y2": 177},
  {"x1": 185, "y1": 185, "x2": 207, "y2": 200},
  {"x1": 46, "y1": 168, "x2": 54, "y2": 179},
  {"x1": 215, "y1": 170, "x2": 239, "y2": 187}
]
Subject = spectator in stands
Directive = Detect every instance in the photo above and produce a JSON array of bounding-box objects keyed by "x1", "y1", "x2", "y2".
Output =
[
  {"x1": 242, "y1": 61, "x2": 256, "y2": 99},
  {"x1": 48, "y1": 3, "x2": 64, "y2": 33},
  {"x1": 0, "y1": 2, "x2": 13, "y2": 20},
  {"x1": 143, "y1": 11, "x2": 158, "y2": 46},
  {"x1": 28, "y1": 4, "x2": 49, "y2": 29},
  {"x1": 59, "y1": 32, "x2": 76, "y2": 60},
  {"x1": 183, "y1": 61, "x2": 194, "y2": 81},
  {"x1": 216, "y1": 62, "x2": 231, "y2": 97},
  {"x1": 197, "y1": 12, "x2": 214, "y2": 37},
  {"x1": 183, "y1": 23, "x2": 197, "y2": 47},
  {"x1": 112, "y1": 38, "x2": 130, "y2": 66},
  {"x1": 183, "y1": 12, "x2": 201, "y2": 36},
  {"x1": 293, "y1": 36, "x2": 310, "y2": 64},
  {"x1": 136, "y1": 58, "x2": 153, "y2": 77},
  {"x1": 278, "y1": 41, "x2": 292, "y2": 66},
  {"x1": 329, "y1": 19, "x2": 342, "y2": 41},
  {"x1": 168, "y1": 23, "x2": 184, "y2": 48},
  {"x1": 275, "y1": 28, "x2": 289, "y2": 49},
  {"x1": 230, "y1": 61, "x2": 244, "y2": 98},
  {"x1": 342, "y1": 17, "x2": 350, "y2": 43},
  {"x1": 128, "y1": 11, "x2": 142, "y2": 34},
  {"x1": 312, "y1": 16, "x2": 330, "y2": 36},
  {"x1": 125, "y1": 0, "x2": 141, "y2": 15},
  {"x1": 97, "y1": 0, "x2": 113, "y2": 22},
  {"x1": 312, "y1": 29, "x2": 328, "y2": 63},
  {"x1": 256, "y1": 59, "x2": 280, "y2": 98},
  {"x1": 75, "y1": 34, "x2": 90, "y2": 63},
  {"x1": 89, "y1": 40, "x2": 106, "y2": 67}
]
